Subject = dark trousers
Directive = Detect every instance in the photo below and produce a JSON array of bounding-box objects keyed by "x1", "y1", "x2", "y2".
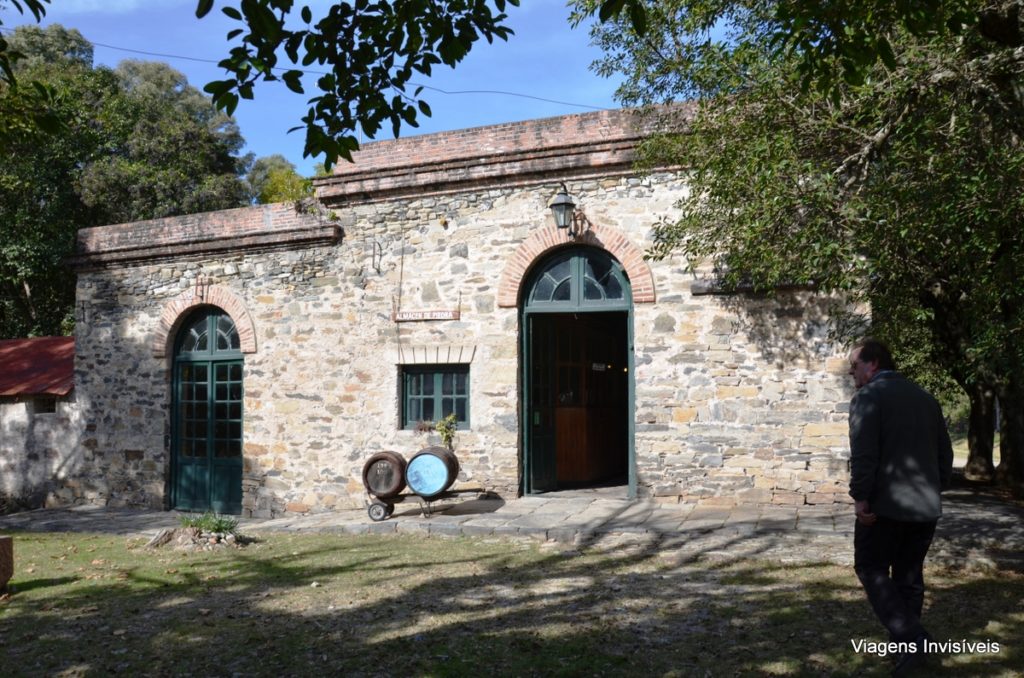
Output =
[{"x1": 854, "y1": 517, "x2": 937, "y2": 642}]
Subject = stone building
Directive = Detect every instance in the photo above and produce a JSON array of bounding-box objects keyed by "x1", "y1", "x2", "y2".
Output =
[
  {"x1": 0, "y1": 336, "x2": 79, "y2": 509},
  {"x1": 63, "y1": 108, "x2": 852, "y2": 517}
]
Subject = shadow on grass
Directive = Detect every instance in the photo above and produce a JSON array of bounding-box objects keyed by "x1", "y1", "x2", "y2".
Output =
[
  {"x1": 5, "y1": 576, "x2": 79, "y2": 594},
  {"x1": 0, "y1": 525, "x2": 1020, "y2": 677}
]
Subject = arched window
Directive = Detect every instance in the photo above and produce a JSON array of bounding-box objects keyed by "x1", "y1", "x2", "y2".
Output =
[
  {"x1": 526, "y1": 247, "x2": 631, "y2": 310},
  {"x1": 178, "y1": 310, "x2": 241, "y2": 354}
]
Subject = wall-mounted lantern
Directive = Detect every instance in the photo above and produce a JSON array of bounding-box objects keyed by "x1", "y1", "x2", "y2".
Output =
[{"x1": 548, "y1": 182, "x2": 587, "y2": 238}]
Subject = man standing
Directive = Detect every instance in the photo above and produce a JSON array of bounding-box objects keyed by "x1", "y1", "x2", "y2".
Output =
[{"x1": 847, "y1": 338, "x2": 954, "y2": 675}]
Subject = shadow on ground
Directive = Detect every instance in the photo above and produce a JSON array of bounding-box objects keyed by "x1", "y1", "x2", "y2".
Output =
[{"x1": 1, "y1": 501, "x2": 1021, "y2": 677}]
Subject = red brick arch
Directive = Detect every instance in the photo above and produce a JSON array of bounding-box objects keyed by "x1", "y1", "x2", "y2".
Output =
[
  {"x1": 152, "y1": 280, "x2": 257, "y2": 358},
  {"x1": 497, "y1": 224, "x2": 656, "y2": 307}
]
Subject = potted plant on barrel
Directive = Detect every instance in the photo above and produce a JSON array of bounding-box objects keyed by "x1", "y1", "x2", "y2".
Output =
[{"x1": 435, "y1": 413, "x2": 457, "y2": 450}]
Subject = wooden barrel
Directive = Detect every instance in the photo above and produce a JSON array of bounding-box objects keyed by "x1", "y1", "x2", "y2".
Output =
[
  {"x1": 361, "y1": 451, "x2": 407, "y2": 499},
  {"x1": 405, "y1": 446, "x2": 460, "y2": 499}
]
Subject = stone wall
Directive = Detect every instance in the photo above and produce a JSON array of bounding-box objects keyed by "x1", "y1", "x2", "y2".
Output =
[
  {"x1": 66, "y1": 109, "x2": 854, "y2": 516},
  {"x1": 69, "y1": 177, "x2": 852, "y2": 516},
  {"x1": 0, "y1": 394, "x2": 80, "y2": 509}
]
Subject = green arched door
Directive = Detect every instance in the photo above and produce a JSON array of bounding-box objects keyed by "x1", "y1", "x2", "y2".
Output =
[
  {"x1": 172, "y1": 308, "x2": 244, "y2": 514},
  {"x1": 521, "y1": 247, "x2": 636, "y2": 496}
]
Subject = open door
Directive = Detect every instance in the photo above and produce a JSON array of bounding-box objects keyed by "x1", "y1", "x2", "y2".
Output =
[
  {"x1": 552, "y1": 313, "x2": 628, "y2": 485},
  {"x1": 522, "y1": 247, "x2": 634, "y2": 495}
]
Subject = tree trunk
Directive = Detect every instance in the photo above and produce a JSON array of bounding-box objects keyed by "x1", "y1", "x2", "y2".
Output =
[
  {"x1": 995, "y1": 385, "x2": 1024, "y2": 496},
  {"x1": 963, "y1": 381, "x2": 996, "y2": 482},
  {"x1": 21, "y1": 279, "x2": 38, "y2": 324}
]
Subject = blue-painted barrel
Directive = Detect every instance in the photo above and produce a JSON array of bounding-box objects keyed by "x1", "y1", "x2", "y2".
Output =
[
  {"x1": 405, "y1": 446, "x2": 460, "y2": 499},
  {"x1": 361, "y1": 451, "x2": 407, "y2": 499}
]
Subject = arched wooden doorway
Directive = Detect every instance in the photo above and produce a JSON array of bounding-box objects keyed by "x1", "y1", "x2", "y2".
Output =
[
  {"x1": 521, "y1": 246, "x2": 636, "y2": 496},
  {"x1": 171, "y1": 307, "x2": 244, "y2": 514}
]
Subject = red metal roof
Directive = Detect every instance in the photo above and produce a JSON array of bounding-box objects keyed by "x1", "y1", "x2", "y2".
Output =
[{"x1": 0, "y1": 336, "x2": 75, "y2": 397}]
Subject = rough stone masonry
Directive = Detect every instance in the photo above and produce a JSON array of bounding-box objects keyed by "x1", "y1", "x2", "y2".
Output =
[{"x1": 62, "y1": 108, "x2": 853, "y2": 517}]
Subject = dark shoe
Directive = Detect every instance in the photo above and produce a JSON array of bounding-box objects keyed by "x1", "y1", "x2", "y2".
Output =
[
  {"x1": 891, "y1": 633, "x2": 929, "y2": 677},
  {"x1": 891, "y1": 650, "x2": 924, "y2": 677}
]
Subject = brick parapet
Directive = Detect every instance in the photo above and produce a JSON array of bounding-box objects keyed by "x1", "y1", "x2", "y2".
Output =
[
  {"x1": 314, "y1": 108, "x2": 677, "y2": 205},
  {"x1": 70, "y1": 203, "x2": 339, "y2": 268}
]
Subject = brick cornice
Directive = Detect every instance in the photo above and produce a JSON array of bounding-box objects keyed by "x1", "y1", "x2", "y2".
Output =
[
  {"x1": 497, "y1": 224, "x2": 656, "y2": 308},
  {"x1": 153, "y1": 282, "x2": 257, "y2": 358},
  {"x1": 70, "y1": 203, "x2": 340, "y2": 270},
  {"x1": 314, "y1": 108, "x2": 676, "y2": 206}
]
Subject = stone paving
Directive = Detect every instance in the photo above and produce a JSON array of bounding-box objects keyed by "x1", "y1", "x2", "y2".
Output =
[{"x1": 1, "y1": 482, "x2": 1022, "y2": 571}]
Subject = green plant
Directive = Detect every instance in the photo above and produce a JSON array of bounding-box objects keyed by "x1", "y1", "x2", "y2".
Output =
[
  {"x1": 435, "y1": 413, "x2": 458, "y2": 449},
  {"x1": 179, "y1": 511, "x2": 238, "y2": 534}
]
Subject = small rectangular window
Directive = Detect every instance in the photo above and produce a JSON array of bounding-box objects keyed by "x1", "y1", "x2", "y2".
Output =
[
  {"x1": 401, "y1": 365, "x2": 469, "y2": 429},
  {"x1": 32, "y1": 396, "x2": 57, "y2": 415}
]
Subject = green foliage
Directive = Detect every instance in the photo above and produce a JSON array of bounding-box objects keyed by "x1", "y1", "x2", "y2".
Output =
[
  {"x1": 579, "y1": 0, "x2": 984, "y2": 98},
  {"x1": 0, "y1": 2, "x2": 62, "y2": 146},
  {"x1": 6, "y1": 2, "x2": 521, "y2": 169},
  {"x1": 0, "y1": 0, "x2": 50, "y2": 86},
  {"x1": 435, "y1": 412, "x2": 458, "y2": 449},
  {"x1": 582, "y1": 1, "x2": 1024, "y2": 482},
  {"x1": 247, "y1": 154, "x2": 312, "y2": 203},
  {"x1": 195, "y1": 0, "x2": 519, "y2": 168},
  {"x1": 179, "y1": 511, "x2": 240, "y2": 534},
  {"x1": 75, "y1": 60, "x2": 250, "y2": 223},
  {"x1": 0, "y1": 25, "x2": 250, "y2": 338}
]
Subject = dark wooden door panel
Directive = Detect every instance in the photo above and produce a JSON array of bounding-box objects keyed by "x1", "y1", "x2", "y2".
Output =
[
  {"x1": 551, "y1": 313, "x2": 628, "y2": 485},
  {"x1": 556, "y1": 407, "x2": 588, "y2": 482}
]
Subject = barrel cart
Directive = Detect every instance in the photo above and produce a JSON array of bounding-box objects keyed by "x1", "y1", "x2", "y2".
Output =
[{"x1": 362, "y1": 446, "x2": 484, "y2": 521}]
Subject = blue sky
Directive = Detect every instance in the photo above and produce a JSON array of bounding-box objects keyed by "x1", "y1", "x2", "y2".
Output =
[{"x1": 8, "y1": 1, "x2": 622, "y2": 176}]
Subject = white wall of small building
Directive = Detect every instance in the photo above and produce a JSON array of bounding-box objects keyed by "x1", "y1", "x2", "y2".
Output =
[{"x1": 0, "y1": 393, "x2": 81, "y2": 508}]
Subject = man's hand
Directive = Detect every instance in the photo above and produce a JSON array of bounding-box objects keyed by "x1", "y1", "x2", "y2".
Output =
[{"x1": 855, "y1": 500, "x2": 877, "y2": 526}]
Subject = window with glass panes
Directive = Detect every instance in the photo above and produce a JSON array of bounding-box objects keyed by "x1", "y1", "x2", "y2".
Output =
[
  {"x1": 402, "y1": 365, "x2": 469, "y2": 429},
  {"x1": 172, "y1": 307, "x2": 244, "y2": 514}
]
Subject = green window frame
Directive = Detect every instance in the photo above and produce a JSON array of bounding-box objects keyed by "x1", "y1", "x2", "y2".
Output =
[
  {"x1": 401, "y1": 365, "x2": 470, "y2": 429},
  {"x1": 525, "y1": 246, "x2": 631, "y2": 312}
]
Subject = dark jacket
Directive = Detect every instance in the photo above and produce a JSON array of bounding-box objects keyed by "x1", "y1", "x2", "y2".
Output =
[{"x1": 848, "y1": 371, "x2": 954, "y2": 521}]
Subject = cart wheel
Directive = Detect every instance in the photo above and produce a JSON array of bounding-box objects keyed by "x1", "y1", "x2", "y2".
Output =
[
  {"x1": 368, "y1": 502, "x2": 389, "y2": 522},
  {"x1": 384, "y1": 503, "x2": 395, "y2": 518}
]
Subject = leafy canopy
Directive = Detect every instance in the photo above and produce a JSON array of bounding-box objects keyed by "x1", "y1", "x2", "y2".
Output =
[
  {"x1": 0, "y1": 0, "x2": 49, "y2": 86},
  {"x1": 196, "y1": 0, "x2": 520, "y2": 168},
  {"x1": 246, "y1": 154, "x2": 312, "y2": 203},
  {"x1": 581, "y1": 0, "x2": 1024, "y2": 482},
  {"x1": 581, "y1": 0, "x2": 984, "y2": 96},
  {"x1": 0, "y1": 25, "x2": 250, "y2": 338}
]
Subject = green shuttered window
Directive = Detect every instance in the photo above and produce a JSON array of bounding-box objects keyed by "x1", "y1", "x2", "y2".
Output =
[{"x1": 402, "y1": 365, "x2": 469, "y2": 429}]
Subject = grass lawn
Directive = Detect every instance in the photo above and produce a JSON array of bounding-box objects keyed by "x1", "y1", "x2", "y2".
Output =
[{"x1": 1, "y1": 530, "x2": 1021, "y2": 676}]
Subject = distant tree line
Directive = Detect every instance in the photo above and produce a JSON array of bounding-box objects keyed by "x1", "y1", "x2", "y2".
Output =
[{"x1": 0, "y1": 24, "x2": 308, "y2": 339}]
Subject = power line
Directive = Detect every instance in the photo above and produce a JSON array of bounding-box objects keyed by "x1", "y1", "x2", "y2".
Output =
[
  {"x1": 0, "y1": 26, "x2": 609, "y2": 111},
  {"x1": 88, "y1": 38, "x2": 609, "y2": 111}
]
